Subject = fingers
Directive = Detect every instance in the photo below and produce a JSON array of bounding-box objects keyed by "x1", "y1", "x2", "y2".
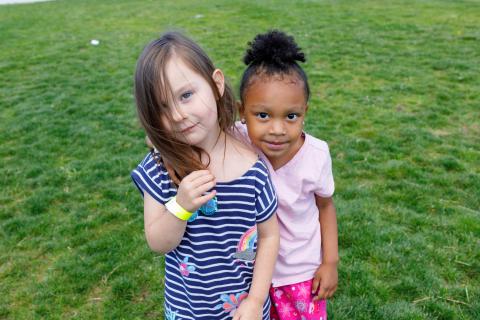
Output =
[
  {"x1": 232, "y1": 307, "x2": 242, "y2": 320},
  {"x1": 314, "y1": 285, "x2": 328, "y2": 301},
  {"x1": 188, "y1": 172, "x2": 216, "y2": 190},
  {"x1": 181, "y1": 170, "x2": 214, "y2": 187},
  {"x1": 184, "y1": 171, "x2": 216, "y2": 191},
  {"x1": 183, "y1": 170, "x2": 213, "y2": 183},
  {"x1": 311, "y1": 274, "x2": 325, "y2": 301},
  {"x1": 313, "y1": 283, "x2": 337, "y2": 301},
  {"x1": 328, "y1": 284, "x2": 338, "y2": 297},
  {"x1": 177, "y1": 170, "x2": 216, "y2": 212},
  {"x1": 311, "y1": 276, "x2": 320, "y2": 296},
  {"x1": 183, "y1": 171, "x2": 216, "y2": 199},
  {"x1": 196, "y1": 190, "x2": 217, "y2": 206}
]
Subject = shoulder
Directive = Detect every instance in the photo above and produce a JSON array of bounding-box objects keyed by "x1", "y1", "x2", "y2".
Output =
[
  {"x1": 233, "y1": 121, "x2": 249, "y2": 137},
  {"x1": 303, "y1": 133, "x2": 332, "y2": 160},
  {"x1": 230, "y1": 133, "x2": 257, "y2": 161},
  {"x1": 251, "y1": 159, "x2": 277, "y2": 220},
  {"x1": 131, "y1": 151, "x2": 176, "y2": 203},
  {"x1": 222, "y1": 133, "x2": 258, "y2": 179},
  {"x1": 231, "y1": 158, "x2": 271, "y2": 191},
  {"x1": 135, "y1": 151, "x2": 163, "y2": 172},
  {"x1": 131, "y1": 151, "x2": 171, "y2": 184},
  {"x1": 251, "y1": 159, "x2": 273, "y2": 192},
  {"x1": 294, "y1": 134, "x2": 333, "y2": 178},
  {"x1": 253, "y1": 158, "x2": 270, "y2": 178},
  {"x1": 305, "y1": 133, "x2": 330, "y2": 152},
  {"x1": 232, "y1": 121, "x2": 252, "y2": 145}
]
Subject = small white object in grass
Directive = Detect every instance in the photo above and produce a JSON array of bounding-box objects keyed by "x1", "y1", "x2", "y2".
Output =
[
  {"x1": 90, "y1": 39, "x2": 100, "y2": 46},
  {"x1": 194, "y1": 14, "x2": 203, "y2": 19}
]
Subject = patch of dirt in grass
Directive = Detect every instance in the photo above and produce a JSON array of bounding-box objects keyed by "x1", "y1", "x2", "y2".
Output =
[{"x1": 430, "y1": 129, "x2": 451, "y2": 137}]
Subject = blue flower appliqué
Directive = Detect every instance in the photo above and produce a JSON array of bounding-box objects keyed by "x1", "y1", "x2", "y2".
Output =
[
  {"x1": 165, "y1": 306, "x2": 178, "y2": 320},
  {"x1": 188, "y1": 196, "x2": 218, "y2": 222}
]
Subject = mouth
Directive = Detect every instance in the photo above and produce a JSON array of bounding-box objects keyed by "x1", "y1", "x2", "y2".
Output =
[
  {"x1": 263, "y1": 140, "x2": 288, "y2": 150},
  {"x1": 179, "y1": 123, "x2": 198, "y2": 134}
]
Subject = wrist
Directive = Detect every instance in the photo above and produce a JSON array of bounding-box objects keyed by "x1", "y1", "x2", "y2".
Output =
[
  {"x1": 322, "y1": 253, "x2": 339, "y2": 265},
  {"x1": 175, "y1": 194, "x2": 195, "y2": 213},
  {"x1": 322, "y1": 258, "x2": 339, "y2": 266},
  {"x1": 246, "y1": 294, "x2": 264, "y2": 306},
  {"x1": 165, "y1": 196, "x2": 194, "y2": 221}
]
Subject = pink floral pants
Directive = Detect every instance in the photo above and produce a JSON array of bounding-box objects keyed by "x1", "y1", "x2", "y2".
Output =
[{"x1": 270, "y1": 279, "x2": 327, "y2": 320}]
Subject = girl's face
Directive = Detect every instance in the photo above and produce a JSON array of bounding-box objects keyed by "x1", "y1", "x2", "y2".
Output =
[
  {"x1": 241, "y1": 76, "x2": 307, "y2": 168},
  {"x1": 162, "y1": 55, "x2": 224, "y2": 150}
]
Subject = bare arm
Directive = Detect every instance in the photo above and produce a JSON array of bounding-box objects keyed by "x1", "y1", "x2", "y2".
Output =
[
  {"x1": 234, "y1": 214, "x2": 279, "y2": 320},
  {"x1": 143, "y1": 170, "x2": 216, "y2": 254},
  {"x1": 317, "y1": 196, "x2": 339, "y2": 265},
  {"x1": 312, "y1": 195, "x2": 339, "y2": 300},
  {"x1": 249, "y1": 213, "x2": 280, "y2": 302},
  {"x1": 143, "y1": 192, "x2": 187, "y2": 253}
]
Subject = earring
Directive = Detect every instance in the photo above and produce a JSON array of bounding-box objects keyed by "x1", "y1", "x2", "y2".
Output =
[
  {"x1": 241, "y1": 118, "x2": 246, "y2": 124},
  {"x1": 302, "y1": 121, "x2": 305, "y2": 126}
]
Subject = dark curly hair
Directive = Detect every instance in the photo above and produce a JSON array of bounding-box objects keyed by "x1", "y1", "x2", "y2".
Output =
[{"x1": 239, "y1": 30, "x2": 310, "y2": 102}]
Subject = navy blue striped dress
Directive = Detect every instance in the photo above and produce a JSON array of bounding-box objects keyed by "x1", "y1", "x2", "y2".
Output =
[{"x1": 131, "y1": 152, "x2": 277, "y2": 320}]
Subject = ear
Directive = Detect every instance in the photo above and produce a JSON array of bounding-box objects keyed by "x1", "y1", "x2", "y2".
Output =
[{"x1": 212, "y1": 69, "x2": 225, "y2": 98}]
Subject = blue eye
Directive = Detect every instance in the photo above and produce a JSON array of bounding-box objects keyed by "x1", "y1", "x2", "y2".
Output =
[
  {"x1": 256, "y1": 112, "x2": 269, "y2": 119},
  {"x1": 180, "y1": 91, "x2": 193, "y2": 101},
  {"x1": 287, "y1": 113, "x2": 298, "y2": 120}
]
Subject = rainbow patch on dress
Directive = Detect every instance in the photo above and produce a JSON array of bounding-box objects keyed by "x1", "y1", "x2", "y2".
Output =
[{"x1": 232, "y1": 226, "x2": 257, "y2": 261}]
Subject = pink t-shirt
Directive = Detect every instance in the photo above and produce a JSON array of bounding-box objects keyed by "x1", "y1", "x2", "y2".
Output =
[{"x1": 235, "y1": 122, "x2": 335, "y2": 287}]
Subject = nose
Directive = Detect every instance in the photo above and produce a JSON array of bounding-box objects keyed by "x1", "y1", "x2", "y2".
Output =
[
  {"x1": 270, "y1": 119, "x2": 286, "y2": 135},
  {"x1": 170, "y1": 106, "x2": 186, "y2": 122}
]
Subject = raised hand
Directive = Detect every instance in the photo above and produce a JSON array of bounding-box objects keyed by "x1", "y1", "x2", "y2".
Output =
[{"x1": 176, "y1": 170, "x2": 216, "y2": 213}]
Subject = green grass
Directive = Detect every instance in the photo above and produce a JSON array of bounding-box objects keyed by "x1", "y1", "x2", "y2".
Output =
[{"x1": 1, "y1": 0, "x2": 479, "y2": 319}]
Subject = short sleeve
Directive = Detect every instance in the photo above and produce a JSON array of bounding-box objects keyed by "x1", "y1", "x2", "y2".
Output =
[
  {"x1": 314, "y1": 144, "x2": 335, "y2": 198},
  {"x1": 254, "y1": 161, "x2": 278, "y2": 223},
  {"x1": 131, "y1": 152, "x2": 177, "y2": 205}
]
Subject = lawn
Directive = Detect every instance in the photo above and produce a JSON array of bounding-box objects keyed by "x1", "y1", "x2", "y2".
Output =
[{"x1": 1, "y1": 0, "x2": 479, "y2": 319}]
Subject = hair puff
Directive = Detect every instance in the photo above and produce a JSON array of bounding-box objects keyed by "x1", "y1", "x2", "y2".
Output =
[{"x1": 243, "y1": 30, "x2": 305, "y2": 69}]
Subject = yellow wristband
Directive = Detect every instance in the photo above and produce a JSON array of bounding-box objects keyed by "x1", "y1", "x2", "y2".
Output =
[{"x1": 165, "y1": 196, "x2": 193, "y2": 221}]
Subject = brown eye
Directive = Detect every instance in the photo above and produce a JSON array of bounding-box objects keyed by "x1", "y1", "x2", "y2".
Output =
[{"x1": 256, "y1": 112, "x2": 269, "y2": 119}]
